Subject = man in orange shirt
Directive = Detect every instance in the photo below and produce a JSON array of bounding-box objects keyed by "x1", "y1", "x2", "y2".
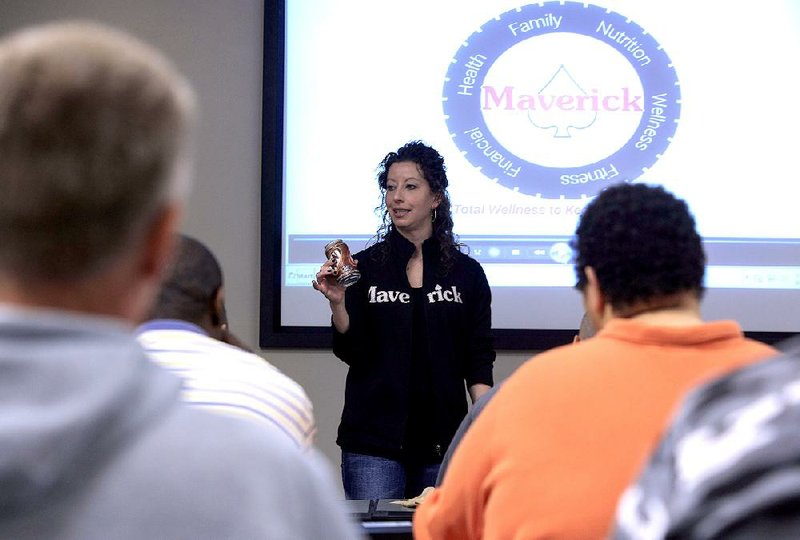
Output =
[{"x1": 413, "y1": 183, "x2": 775, "y2": 540}]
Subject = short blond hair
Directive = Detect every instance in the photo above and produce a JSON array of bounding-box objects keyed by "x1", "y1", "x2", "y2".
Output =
[{"x1": 0, "y1": 21, "x2": 195, "y2": 281}]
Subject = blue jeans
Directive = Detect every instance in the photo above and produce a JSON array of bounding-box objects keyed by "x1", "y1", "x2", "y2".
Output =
[{"x1": 341, "y1": 451, "x2": 440, "y2": 500}]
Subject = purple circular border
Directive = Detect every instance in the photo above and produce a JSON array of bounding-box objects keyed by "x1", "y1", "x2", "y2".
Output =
[{"x1": 443, "y1": 1, "x2": 681, "y2": 198}]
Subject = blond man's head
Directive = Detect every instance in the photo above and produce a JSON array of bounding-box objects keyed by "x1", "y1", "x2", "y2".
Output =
[{"x1": 0, "y1": 21, "x2": 195, "y2": 282}]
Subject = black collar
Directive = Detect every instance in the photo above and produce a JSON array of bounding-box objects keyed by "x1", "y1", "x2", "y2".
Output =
[{"x1": 387, "y1": 228, "x2": 440, "y2": 268}]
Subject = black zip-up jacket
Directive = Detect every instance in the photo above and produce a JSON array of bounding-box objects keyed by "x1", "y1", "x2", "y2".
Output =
[{"x1": 333, "y1": 230, "x2": 495, "y2": 459}]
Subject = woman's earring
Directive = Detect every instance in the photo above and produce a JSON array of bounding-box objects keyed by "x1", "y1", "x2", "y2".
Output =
[{"x1": 432, "y1": 208, "x2": 437, "y2": 223}]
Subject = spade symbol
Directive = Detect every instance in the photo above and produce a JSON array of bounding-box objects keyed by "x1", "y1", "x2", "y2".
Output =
[{"x1": 528, "y1": 65, "x2": 597, "y2": 138}]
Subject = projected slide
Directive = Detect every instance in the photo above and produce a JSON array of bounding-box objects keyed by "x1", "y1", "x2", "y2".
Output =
[{"x1": 275, "y1": 0, "x2": 800, "y2": 334}]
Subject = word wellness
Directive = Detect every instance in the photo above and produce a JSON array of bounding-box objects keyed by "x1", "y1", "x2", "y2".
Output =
[{"x1": 482, "y1": 86, "x2": 643, "y2": 112}]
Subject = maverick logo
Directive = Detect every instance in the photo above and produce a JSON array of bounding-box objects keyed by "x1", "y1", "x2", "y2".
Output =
[
  {"x1": 367, "y1": 284, "x2": 463, "y2": 304},
  {"x1": 442, "y1": 1, "x2": 680, "y2": 199}
]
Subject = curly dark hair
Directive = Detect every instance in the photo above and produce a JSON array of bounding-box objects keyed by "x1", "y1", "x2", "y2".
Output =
[
  {"x1": 372, "y1": 140, "x2": 461, "y2": 274},
  {"x1": 571, "y1": 182, "x2": 705, "y2": 310}
]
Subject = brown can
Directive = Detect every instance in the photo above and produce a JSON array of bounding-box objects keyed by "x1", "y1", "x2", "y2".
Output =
[{"x1": 324, "y1": 239, "x2": 360, "y2": 287}]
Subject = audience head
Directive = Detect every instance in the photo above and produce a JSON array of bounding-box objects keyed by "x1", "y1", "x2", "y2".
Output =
[
  {"x1": 572, "y1": 183, "x2": 705, "y2": 322},
  {"x1": 0, "y1": 21, "x2": 195, "y2": 295},
  {"x1": 148, "y1": 234, "x2": 227, "y2": 336}
]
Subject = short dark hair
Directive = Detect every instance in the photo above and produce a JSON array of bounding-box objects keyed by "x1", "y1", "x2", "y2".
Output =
[
  {"x1": 149, "y1": 235, "x2": 222, "y2": 324},
  {"x1": 571, "y1": 183, "x2": 705, "y2": 310}
]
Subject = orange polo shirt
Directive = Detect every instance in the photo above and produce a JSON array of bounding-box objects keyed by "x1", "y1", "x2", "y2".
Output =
[{"x1": 413, "y1": 319, "x2": 775, "y2": 540}]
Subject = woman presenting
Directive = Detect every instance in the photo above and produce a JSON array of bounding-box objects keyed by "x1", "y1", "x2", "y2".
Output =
[{"x1": 313, "y1": 140, "x2": 495, "y2": 500}]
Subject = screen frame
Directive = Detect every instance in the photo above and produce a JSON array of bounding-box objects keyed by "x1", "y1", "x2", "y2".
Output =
[{"x1": 258, "y1": 0, "x2": 792, "y2": 350}]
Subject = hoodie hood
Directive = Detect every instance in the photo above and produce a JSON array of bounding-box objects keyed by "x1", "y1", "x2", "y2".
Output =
[{"x1": 0, "y1": 306, "x2": 180, "y2": 509}]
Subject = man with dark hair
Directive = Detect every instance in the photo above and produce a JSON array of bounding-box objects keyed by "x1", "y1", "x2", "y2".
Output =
[
  {"x1": 148, "y1": 234, "x2": 226, "y2": 330},
  {"x1": 572, "y1": 183, "x2": 707, "y2": 328},
  {"x1": 414, "y1": 182, "x2": 775, "y2": 540},
  {"x1": 137, "y1": 234, "x2": 316, "y2": 448},
  {"x1": 0, "y1": 21, "x2": 358, "y2": 539}
]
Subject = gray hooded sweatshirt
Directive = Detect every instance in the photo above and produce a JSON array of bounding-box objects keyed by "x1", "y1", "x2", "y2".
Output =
[{"x1": 0, "y1": 307, "x2": 361, "y2": 539}]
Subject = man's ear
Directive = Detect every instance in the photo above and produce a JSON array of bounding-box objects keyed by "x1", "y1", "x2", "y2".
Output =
[
  {"x1": 211, "y1": 286, "x2": 227, "y2": 328},
  {"x1": 582, "y1": 266, "x2": 607, "y2": 330}
]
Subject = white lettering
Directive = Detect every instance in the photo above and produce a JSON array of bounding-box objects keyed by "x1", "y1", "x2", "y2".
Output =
[
  {"x1": 367, "y1": 285, "x2": 410, "y2": 304},
  {"x1": 507, "y1": 13, "x2": 562, "y2": 37},
  {"x1": 452, "y1": 286, "x2": 463, "y2": 303},
  {"x1": 427, "y1": 284, "x2": 464, "y2": 304}
]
